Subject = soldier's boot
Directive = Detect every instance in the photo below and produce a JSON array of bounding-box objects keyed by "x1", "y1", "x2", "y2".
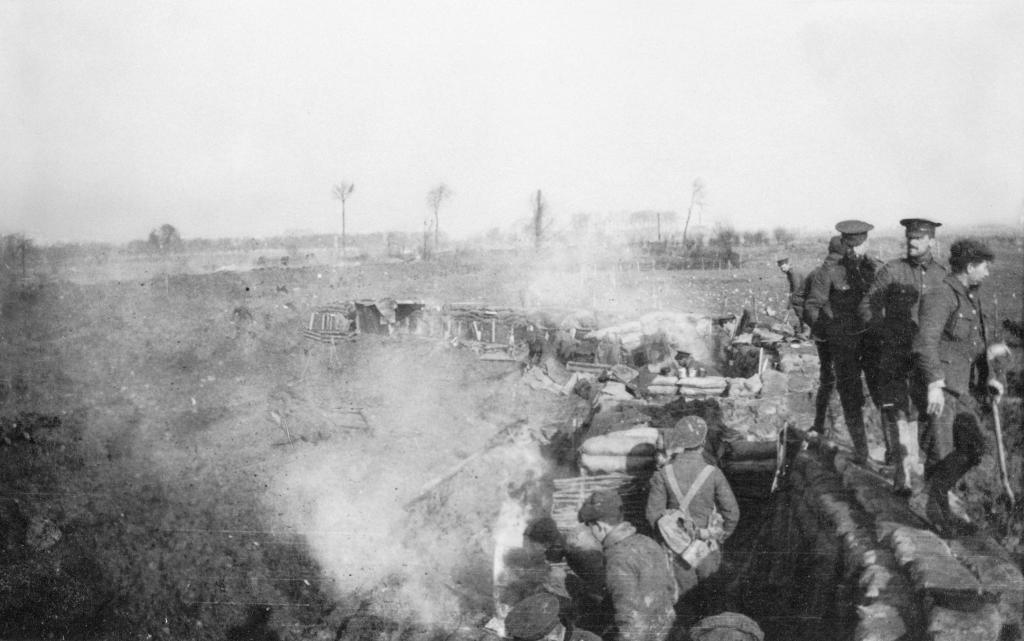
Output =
[
  {"x1": 812, "y1": 388, "x2": 831, "y2": 435},
  {"x1": 880, "y1": 407, "x2": 911, "y2": 495},
  {"x1": 924, "y1": 454, "x2": 977, "y2": 536},
  {"x1": 846, "y1": 417, "x2": 869, "y2": 465}
]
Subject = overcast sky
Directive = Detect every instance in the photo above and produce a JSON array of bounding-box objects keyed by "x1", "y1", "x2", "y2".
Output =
[{"x1": 2, "y1": 1, "x2": 1022, "y2": 244}]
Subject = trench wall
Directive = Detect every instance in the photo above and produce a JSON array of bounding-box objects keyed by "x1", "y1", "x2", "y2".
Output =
[{"x1": 735, "y1": 442, "x2": 1024, "y2": 641}]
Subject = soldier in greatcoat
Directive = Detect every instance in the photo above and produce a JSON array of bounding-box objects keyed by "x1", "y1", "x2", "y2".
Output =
[{"x1": 912, "y1": 238, "x2": 1010, "y2": 534}]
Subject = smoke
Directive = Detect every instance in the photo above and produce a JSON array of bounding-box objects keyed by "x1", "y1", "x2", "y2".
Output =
[{"x1": 262, "y1": 340, "x2": 552, "y2": 626}]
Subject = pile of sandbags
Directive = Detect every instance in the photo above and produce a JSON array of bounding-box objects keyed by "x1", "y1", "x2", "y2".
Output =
[
  {"x1": 579, "y1": 426, "x2": 659, "y2": 475},
  {"x1": 642, "y1": 375, "x2": 728, "y2": 397}
]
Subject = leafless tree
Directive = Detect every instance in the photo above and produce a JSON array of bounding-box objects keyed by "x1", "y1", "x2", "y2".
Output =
[
  {"x1": 426, "y1": 183, "x2": 453, "y2": 253},
  {"x1": 682, "y1": 178, "x2": 706, "y2": 245},
  {"x1": 532, "y1": 189, "x2": 548, "y2": 249},
  {"x1": 332, "y1": 182, "x2": 355, "y2": 259}
]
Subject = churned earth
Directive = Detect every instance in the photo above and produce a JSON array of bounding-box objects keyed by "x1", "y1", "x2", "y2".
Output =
[{"x1": 1, "y1": 240, "x2": 1021, "y2": 639}]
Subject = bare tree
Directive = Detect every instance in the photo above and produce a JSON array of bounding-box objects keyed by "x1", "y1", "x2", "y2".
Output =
[
  {"x1": 426, "y1": 183, "x2": 453, "y2": 253},
  {"x1": 532, "y1": 189, "x2": 548, "y2": 249},
  {"x1": 147, "y1": 224, "x2": 182, "y2": 253},
  {"x1": 681, "y1": 178, "x2": 706, "y2": 245},
  {"x1": 332, "y1": 182, "x2": 355, "y2": 259}
]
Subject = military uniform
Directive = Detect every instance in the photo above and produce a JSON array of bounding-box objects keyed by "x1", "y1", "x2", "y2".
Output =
[
  {"x1": 912, "y1": 241, "x2": 1003, "y2": 533},
  {"x1": 778, "y1": 258, "x2": 808, "y2": 333},
  {"x1": 859, "y1": 218, "x2": 946, "y2": 489},
  {"x1": 646, "y1": 449, "x2": 739, "y2": 609},
  {"x1": 804, "y1": 221, "x2": 883, "y2": 462},
  {"x1": 802, "y1": 236, "x2": 844, "y2": 434},
  {"x1": 601, "y1": 523, "x2": 677, "y2": 641}
]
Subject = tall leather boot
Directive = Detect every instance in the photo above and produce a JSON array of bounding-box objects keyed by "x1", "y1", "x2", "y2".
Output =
[
  {"x1": 924, "y1": 453, "x2": 977, "y2": 536},
  {"x1": 881, "y1": 407, "x2": 910, "y2": 495},
  {"x1": 813, "y1": 387, "x2": 830, "y2": 434},
  {"x1": 846, "y1": 415, "x2": 869, "y2": 464}
]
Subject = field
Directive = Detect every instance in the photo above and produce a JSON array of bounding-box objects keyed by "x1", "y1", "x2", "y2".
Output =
[{"x1": 1, "y1": 235, "x2": 1021, "y2": 639}]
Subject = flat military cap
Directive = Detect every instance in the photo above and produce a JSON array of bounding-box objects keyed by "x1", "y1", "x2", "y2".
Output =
[
  {"x1": 577, "y1": 489, "x2": 623, "y2": 523},
  {"x1": 505, "y1": 594, "x2": 561, "y2": 641},
  {"x1": 949, "y1": 238, "x2": 995, "y2": 263},
  {"x1": 899, "y1": 218, "x2": 941, "y2": 238},
  {"x1": 776, "y1": 257, "x2": 790, "y2": 267},
  {"x1": 834, "y1": 220, "x2": 874, "y2": 235}
]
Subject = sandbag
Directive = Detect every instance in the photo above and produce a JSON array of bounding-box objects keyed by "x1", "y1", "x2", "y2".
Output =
[
  {"x1": 579, "y1": 453, "x2": 655, "y2": 474},
  {"x1": 677, "y1": 376, "x2": 728, "y2": 389},
  {"x1": 646, "y1": 385, "x2": 679, "y2": 396},
  {"x1": 580, "y1": 427, "x2": 659, "y2": 456},
  {"x1": 725, "y1": 440, "x2": 778, "y2": 461}
]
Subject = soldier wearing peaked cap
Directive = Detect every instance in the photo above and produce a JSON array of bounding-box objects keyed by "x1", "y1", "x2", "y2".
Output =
[
  {"x1": 776, "y1": 258, "x2": 808, "y2": 335},
  {"x1": 804, "y1": 220, "x2": 884, "y2": 463},
  {"x1": 859, "y1": 218, "x2": 946, "y2": 494}
]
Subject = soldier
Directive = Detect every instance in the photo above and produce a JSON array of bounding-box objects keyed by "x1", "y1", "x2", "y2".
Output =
[
  {"x1": 859, "y1": 218, "x2": 946, "y2": 494},
  {"x1": 776, "y1": 258, "x2": 807, "y2": 335},
  {"x1": 646, "y1": 417, "x2": 739, "y2": 612},
  {"x1": 505, "y1": 593, "x2": 603, "y2": 641},
  {"x1": 804, "y1": 220, "x2": 884, "y2": 464},
  {"x1": 912, "y1": 238, "x2": 1010, "y2": 534},
  {"x1": 802, "y1": 236, "x2": 845, "y2": 436},
  {"x1": 578, "y1": 490, "x2": 677, "y2": 641}
]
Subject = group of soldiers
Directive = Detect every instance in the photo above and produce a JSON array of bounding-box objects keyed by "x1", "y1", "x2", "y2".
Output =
[
  {"x1": 779, "y1": 218, "x2": 1010, "y2": 534},
  {"x1": 506, "y1": 416, "x2": 752, "y2": 641}
]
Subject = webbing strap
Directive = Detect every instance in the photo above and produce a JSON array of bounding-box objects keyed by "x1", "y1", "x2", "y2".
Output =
[{"x1": 663, "y1": 464, "x2": 714, "y2": 516}]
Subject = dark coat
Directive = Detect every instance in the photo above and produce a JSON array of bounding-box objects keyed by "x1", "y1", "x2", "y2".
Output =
[
  {"x1": 784, "y1": 268, "x2": 808, "y2": 319},
  {"x1": 805, "y1": 253, "x2": 882, "y2": 339},
  {"x1": 859, "y1": 254, "x2": 947, "y2": 346},
  {"x1": 912, "y1": 274, "x2": 998, "y2": 396},
  {"x1": 645, "y1": 451, "x2": 740, "y2": 541},
  {"x1": 601, "y1": 523, "x2": 676, "y2": 641}
]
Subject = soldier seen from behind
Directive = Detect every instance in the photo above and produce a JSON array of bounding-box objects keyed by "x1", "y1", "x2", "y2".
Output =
[
  {"x1": 859, "y1": 218, "x2": 947, "y2": 495},
  {"x1": 577, "y1": 490, "x2": 677, "y2": 641},
  {"x1": 646, "y1": 417, "x2": 739, "y2": 618},
  {"x1": 804, "y1": 220, "x2": 884, "y2": 464},
  {"x1": 912, "y1": 238, "x2": 1011, "y2": 535},
  {"x1": 802, "y1": 235, "x2": 845, "y2": 437}
]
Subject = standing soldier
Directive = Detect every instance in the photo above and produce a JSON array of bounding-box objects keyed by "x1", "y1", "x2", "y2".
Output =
[
  {"x1": 777, "y1": 258, "x2": 807, "y2": 335},
  {"x1": 804, "y1": 220, "x2": 883, "y2": 464},
  {"x1": 859, "y1": 218, "x2": 946, "y2": 494},
  {"x1": 912, "y1": 238, "x2": 1010, "y2": 534},
  {"x1": 803, "y1": 236, "x2": 845, "y2": 436},
  {"x1": 646, "y1": 417, "x2": 740, "y2": 614}
]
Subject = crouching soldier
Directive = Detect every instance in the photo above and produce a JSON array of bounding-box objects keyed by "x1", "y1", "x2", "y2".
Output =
[
  {"x1": 523, "y1": 517, "x2": 609, "y2": 636},
  {"x1": 577, "y1": 490, "x2": 677, "y2": 641},
  {"x1": 912, "y1": 238, "x2": 1011, "y2": 535},
  {"x1": 646, "y1": 417, "x2": 739, "y2": 614},
  {"x1": 505, "y1": 593, "x2": 602, "y2": 641}
]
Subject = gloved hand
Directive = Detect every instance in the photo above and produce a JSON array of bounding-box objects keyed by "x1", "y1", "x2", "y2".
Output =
[{"x1": 927, "y1": 382, "x2": 945, "y2": 416}]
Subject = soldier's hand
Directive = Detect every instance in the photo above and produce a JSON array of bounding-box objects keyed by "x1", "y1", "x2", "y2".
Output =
[
  {"x1": 987, "y1": 342, "x2": 1011, "y2": 361},
  {"x1": 927, "y1": 386, "x2": 945, "y2": 416},
  {"x1": 987, "y1": 378, "x2": 1004, "y2": 397}
]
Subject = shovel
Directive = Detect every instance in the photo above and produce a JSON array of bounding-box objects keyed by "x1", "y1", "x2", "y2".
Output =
[{"x1": 991, "y1": 391, "x2": 1015, "y2": 506}]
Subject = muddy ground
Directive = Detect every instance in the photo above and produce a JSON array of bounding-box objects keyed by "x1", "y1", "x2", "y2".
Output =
[{"x1": 1, "y1": 241, "x2": 1021, "y2": 640}]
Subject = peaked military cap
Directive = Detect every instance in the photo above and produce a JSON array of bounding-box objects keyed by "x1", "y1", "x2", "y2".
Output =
[
  {"x1": 834, "y1": 220, "x2": 874, "y2": 235},
  {"x1": 505, "y1": 594, "x2": 561, "y2": 641},
  {"x1": 899, "y1": 218, "x2": 941, "y2": 238}
]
